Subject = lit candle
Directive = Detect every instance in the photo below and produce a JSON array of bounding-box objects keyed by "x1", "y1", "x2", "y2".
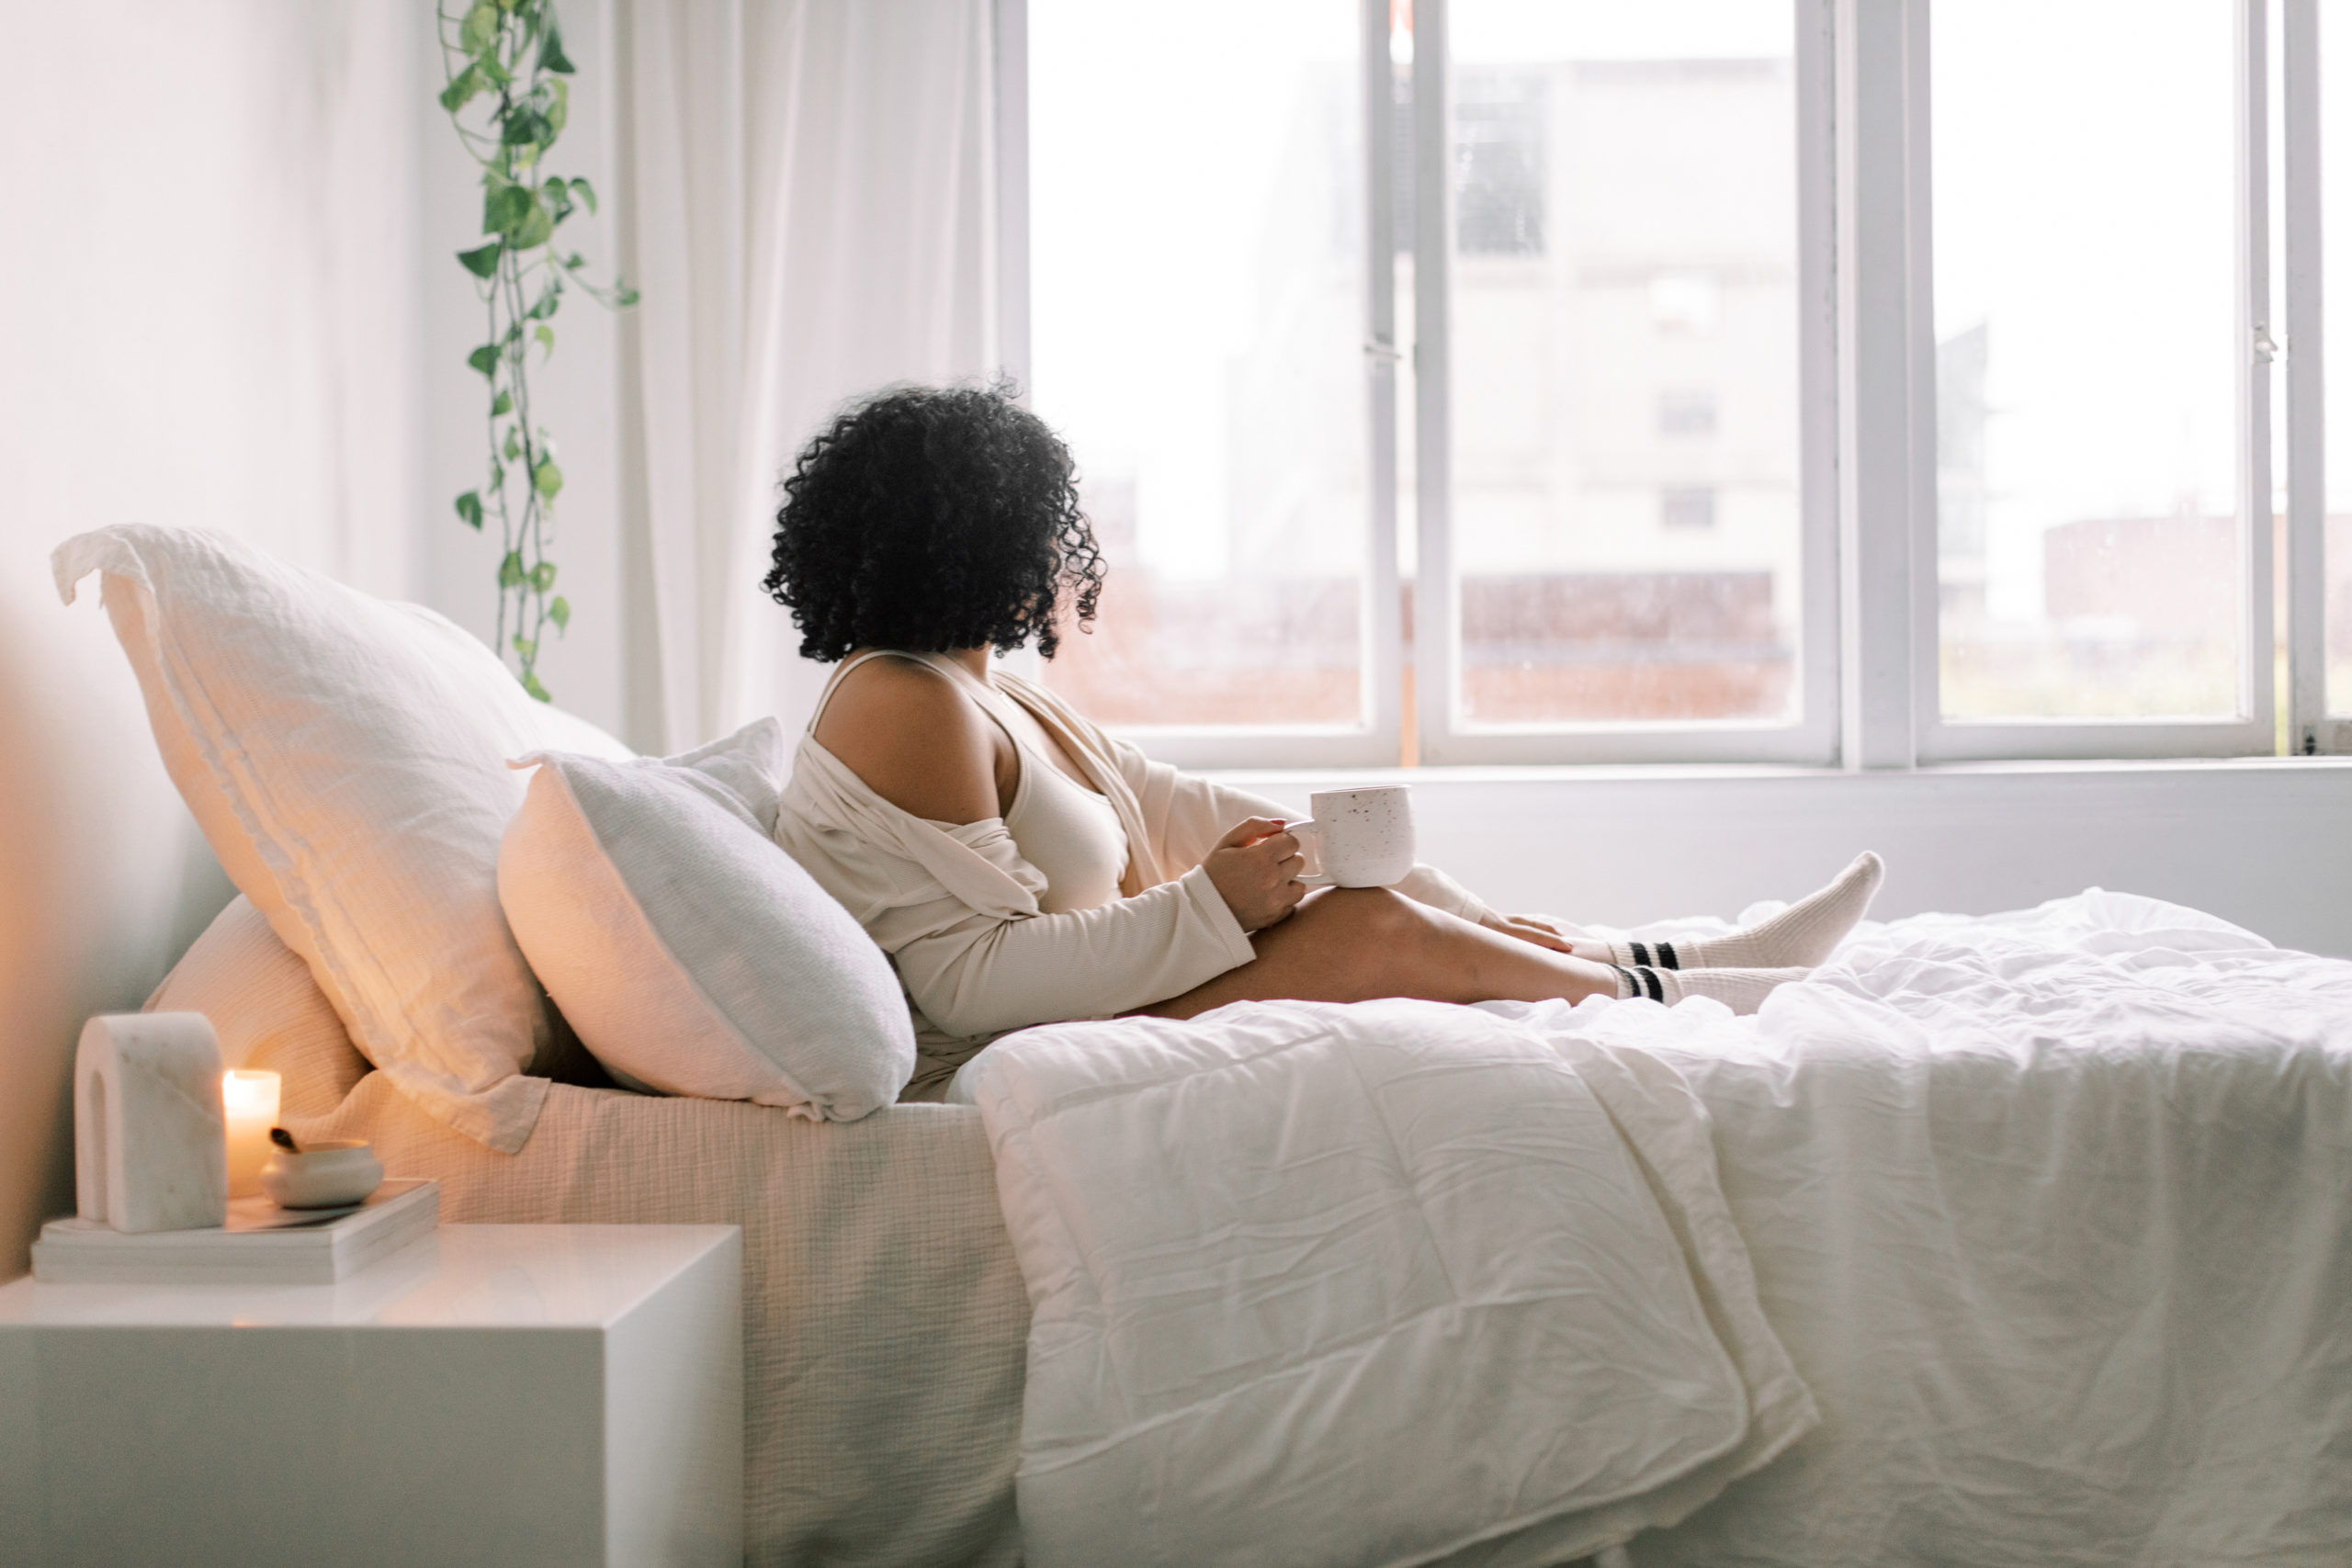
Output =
[{"x1": 221, "y1": 1069, "x2": 280, "y2": 1201}]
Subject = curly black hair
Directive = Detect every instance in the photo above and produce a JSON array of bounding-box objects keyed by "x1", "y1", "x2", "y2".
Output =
[{"x1": 763, "y1": 383, "x2": 1105, "y2": 662}]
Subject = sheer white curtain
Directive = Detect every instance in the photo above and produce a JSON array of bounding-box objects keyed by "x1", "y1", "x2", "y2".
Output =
[{"x1": 612, "y1": 0, "x2": 1001, "y2": 753}]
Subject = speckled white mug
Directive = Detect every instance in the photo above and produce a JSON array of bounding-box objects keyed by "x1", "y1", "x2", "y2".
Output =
[{"x1": 1290, "y1": 785, "x2": 1414, "y2": 888}]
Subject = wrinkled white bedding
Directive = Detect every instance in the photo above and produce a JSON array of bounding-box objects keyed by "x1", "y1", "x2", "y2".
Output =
[
  {"x1": 1600, "y1": 889, "x2": 2352, "y2": 1566},
  {"x1": 963, "y1": 889, "x2": 2352, "y2": 1568},
  {"x1": 962, "y1": 998, "x2": 1816, "y2": 1568}
]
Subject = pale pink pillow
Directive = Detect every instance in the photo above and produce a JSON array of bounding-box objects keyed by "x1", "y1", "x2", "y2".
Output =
[
  {"x1": 148, "y1": 897, "x2": 370, "y2": 1120},
  {"x1": 57, "y1": 525, "x2": 630, "y2": 1151}
]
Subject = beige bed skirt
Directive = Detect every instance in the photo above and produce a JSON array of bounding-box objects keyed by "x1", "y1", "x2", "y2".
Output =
[{"x1": 290, "y1": 1076, "x2": 1030, "y2": 1568}]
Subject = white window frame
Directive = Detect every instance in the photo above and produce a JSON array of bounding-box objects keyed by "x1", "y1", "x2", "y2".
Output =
[
  {"x1": 1411, "y1": 0, "x2": 1843, "y2": 767},
  {"x1": 1000, "y1": 0, "x2": 2347, "y2": 770},
  {"x1": 993, "y1": 0, "x2": 1404, "y2": 771},
  {"x1": 1885, "y1": 0, "x2": 2330, "y2": 763},
  {"x1": 2285, "y1": 0, "x2": 2352, "y2": 752}
]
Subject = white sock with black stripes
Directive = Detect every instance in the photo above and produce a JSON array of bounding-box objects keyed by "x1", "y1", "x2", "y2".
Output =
[
  {"x1": 1609, "y1": 852, "x2": 1884, "y2": 973},
  {"x1": 1609, "y1": 963, "x2": 1811, "y2": 1016}
]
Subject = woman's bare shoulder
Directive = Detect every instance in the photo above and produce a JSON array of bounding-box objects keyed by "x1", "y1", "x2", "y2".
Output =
[{"x1": 812, "y1": 656, "x2": 1003, "y2": 825}]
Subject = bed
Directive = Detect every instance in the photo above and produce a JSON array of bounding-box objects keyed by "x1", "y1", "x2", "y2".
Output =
[
  {"x1": 26, "y1": 525, "x2": 2352, "y2": 1566},
  {"x1": 157, "y1": 882, "x2": 2352, "y2": 1567}
]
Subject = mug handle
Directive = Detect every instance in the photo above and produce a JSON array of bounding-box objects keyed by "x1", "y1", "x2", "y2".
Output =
[{"x1": 1285, "y1": 819, "x2": 1334, "y2": 886}]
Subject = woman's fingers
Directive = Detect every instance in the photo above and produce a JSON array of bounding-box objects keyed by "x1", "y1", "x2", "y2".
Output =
[
  {"x1": 1483, "y1": 912, "x2": 1574, "y2": 953},
  {"x1": 1216, "y1": 816, "x2": 1287, "y2": 851}
]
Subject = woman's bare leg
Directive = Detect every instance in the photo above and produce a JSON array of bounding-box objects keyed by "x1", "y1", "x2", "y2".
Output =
[{"x1": 1136, "y1": 886, "x2": 1622, "y2": 1021}]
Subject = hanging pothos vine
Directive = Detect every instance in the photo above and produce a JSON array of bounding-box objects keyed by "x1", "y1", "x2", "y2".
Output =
[{"x1": 437, "y1": 0, "x2": 637, "y2": 702}]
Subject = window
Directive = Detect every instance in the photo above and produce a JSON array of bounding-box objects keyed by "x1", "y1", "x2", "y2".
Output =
[
  {"x1": 1022, "y1": 0, "x2": 1385, "y2": 766},
  {"x1": 1912, "y1": 0, "x2": 2340, "y2": 760},
  {"x1": 1004, "y1": 0, "x2": 2346, "y2": 765},
  {"x1": 2322, "y1": 0, "x2": 2352, "y2": 737},
  {"x1": 1927, "y1": 0, "x2": 2258, "y2": 754},
  {"x1": 1661, "y1": 488, "x2": 1718, "y2": 530},
  {"x1": 1658, "y1": 389, "x2": 1718, "y2": 438}
]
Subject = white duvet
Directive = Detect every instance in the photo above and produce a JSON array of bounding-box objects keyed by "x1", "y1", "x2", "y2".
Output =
[
  {"x1": 960, "y1": 998, "x2": 1816, "y2": 1567},
  {"x1": 960, "y1": 891, "x2": 2352, "y2": 1567}
]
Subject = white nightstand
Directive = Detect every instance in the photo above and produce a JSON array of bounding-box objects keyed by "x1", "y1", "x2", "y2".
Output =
[{"x1": 0, "y1": 1224, "x2": 742, "y2": 1568}]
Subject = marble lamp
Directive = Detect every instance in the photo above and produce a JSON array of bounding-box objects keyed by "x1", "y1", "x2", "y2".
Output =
[{"x1": 74, "y1": 1012, "x2": 228, "y2": 1233}]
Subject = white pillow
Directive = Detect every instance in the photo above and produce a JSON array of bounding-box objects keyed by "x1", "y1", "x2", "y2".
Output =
[
  {"x1": 498, "y1": 718, "x2": 916, "y2": 1120},
  {"x1": 147, "y1": 897, "x2": 371, "y2": 1120},
  {"x1": 54, "y1": 525, "x2": 632, "y2": 1152}
]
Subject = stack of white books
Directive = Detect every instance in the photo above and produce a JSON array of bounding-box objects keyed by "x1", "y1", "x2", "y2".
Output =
[{"x1": 30, "y1": 1179, "x2": 440, "y2": 1285}]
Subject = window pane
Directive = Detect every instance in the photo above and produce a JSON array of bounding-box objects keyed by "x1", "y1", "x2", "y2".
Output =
[
  {"x1": 1029, "y1": 2, "x2": 1367, "y2": 728},
  {"x1": 2327, "y1": 0, "x2": 2352, "y2": 716},
  {"x1": 1933, "y1": 1, "x2": 2244, "y2": 720},
  {"x1": 1443, "y1": 1, "x2": 1804, "y2": 727}
]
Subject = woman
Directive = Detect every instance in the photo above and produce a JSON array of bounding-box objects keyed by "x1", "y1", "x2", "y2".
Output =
[{"x1": 768, "y1": 385, "x2": 1882, "y2": 1100}]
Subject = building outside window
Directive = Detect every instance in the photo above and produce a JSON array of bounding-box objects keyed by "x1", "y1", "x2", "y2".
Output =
[{"x1": 1016, "y1": 0, "x2": 2346, "y2": 766}]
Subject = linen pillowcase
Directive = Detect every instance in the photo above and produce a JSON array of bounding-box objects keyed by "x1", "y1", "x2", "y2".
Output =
[
  {"x1": 55, "y1": 525, "x2": 633, "y2": 1152},
  {"x1": 146, "y1": 896, "x2": 373, "y2": 1120},
  {"x1": 498, "y1": 717, "x2": 916, "y2": 1120}
]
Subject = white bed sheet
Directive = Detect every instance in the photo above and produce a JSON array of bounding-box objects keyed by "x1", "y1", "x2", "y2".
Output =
[
  {"x1": 964, "y1": 998, "x2": 1815, "y2": 1568},
  {"x1": 295, "y1": 886, "x2": 2352, "y2": 1567},
  {"x1": 1529, "y1": 888, "x2": 2352, "y2": 1566}
]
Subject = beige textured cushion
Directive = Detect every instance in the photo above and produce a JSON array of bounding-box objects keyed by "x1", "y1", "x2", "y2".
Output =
[
  {"x1": 56, "y1": 525, "x2": 631, "y2": 1151},
  {"x1": 288, "y1": 1077, "x2": 1029, "y2": 1568},
  {"x1": 147, "y1": 897, "x2": 370, "y2": 1119}
]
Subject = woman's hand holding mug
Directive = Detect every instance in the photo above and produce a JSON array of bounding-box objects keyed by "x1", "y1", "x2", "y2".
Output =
[
  {"x1": 1206, "y1": 788, "x2": 1416, "y2": 931},
  {"x1": 1204, "y1": 818, "x2": 1307, "y2": 931}
]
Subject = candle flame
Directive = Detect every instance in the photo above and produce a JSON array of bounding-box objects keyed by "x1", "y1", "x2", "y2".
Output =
[{"x1": 222, "y1": 1069, "x2": 280, "y2": 1113}]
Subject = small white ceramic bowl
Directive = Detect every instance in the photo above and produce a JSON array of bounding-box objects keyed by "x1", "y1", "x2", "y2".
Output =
[{"x1": 259, "y1": 1141, "x2": 385, "y2": 1210}]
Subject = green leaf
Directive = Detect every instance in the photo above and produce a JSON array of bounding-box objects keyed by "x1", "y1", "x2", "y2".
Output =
[
  {"x1": 466, "y1": 343, "x2": 500, "y2": 378},
  {"x1": 540, "y1": 78, "x2": 570, "y2": 137},
  {"x1": 534, "y1": 322, "x2": 556, "y2": 359},
  {"x1": 534, "y1": 458, "x2": 563, "y2": 499},
  {"x1": 438, "y1": 63, "x2": 483, "y2": 113},
  {"x1": 548, "y1": 595, "x2": 571, "y2": 631},
  {"x1": 457, "y1": 242, "x2": 503, "y2": 279},
  {"x1": 484, "y1": 181, "x2": 532, "y2": 235},
  {"x1": 529, "y1": 560, "x2": 558, "y2": 592},
  {"x1": 500, "y1": 108, "x2": 548, "y2": 148},
  {"x1": 616, "y1": 284, "x2": 640, "y2": 308},
  {"x1": 521, "y1": 671, "x2": 552, "y2": 704},
  {"x1": 512, "y1": 635, "x2": 537, "y2": 661},
  {"x1": 511, "y1": 199, "x2": 554, "y2": 250},
  {"x1": 503, "y1": 425, "x2": 521, "y2": 460},
  {"x1": 498, "y1": 550, "x2": 526, "y2": 589},
  {"x1": 537, "y1": 14, "x2": 576, "y2": 73},
  {"x1": 487, "y1": 458, "x2": 506, "y2": 490},
  {"x1": 454, "y1": 490, "x2": 483, "y2": 530},
  {"x1": 526, "y1": 281, "x2": 560, "y2": 321},
  {"x1": 569, "y1": 177, "x2": 596, "y2": 216},
  {"x1": 478, "y1": 50, "x2": 512, "y2": 85},
  {"x1": 561, "y1": 252, "x2": 585, "y2": 270},
  {"x1": 490, "y1": 389, "x2": 513, "y2": 417},
  {"x1": 459, "y1": 1, "x2": 500, "y2": 54}
]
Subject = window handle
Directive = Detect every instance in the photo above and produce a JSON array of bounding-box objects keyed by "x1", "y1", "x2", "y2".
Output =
[
  {"x1": 1363, "y1": 337, "x2": 1402, "y2": 363},
  {"x1": 2254, "y1": 327, "x2": 2279, "y2": 364}
]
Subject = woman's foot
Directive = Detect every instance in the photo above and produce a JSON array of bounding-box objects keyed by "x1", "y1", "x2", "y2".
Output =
[
  {"x1": 1607, "y1": 852, "x2": 1884, "y2": 972},
  {"x1": 1611, "y1": 963, "x2": 1811, "y2": 1015}
]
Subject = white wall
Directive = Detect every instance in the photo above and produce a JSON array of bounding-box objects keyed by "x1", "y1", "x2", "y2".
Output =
[
  {"x1": 1225, "y1": 759, "x2": 2352, "y2": 957},
  {"x1": 0, "y1": 0, "x2": 430, "y2": 1280}
]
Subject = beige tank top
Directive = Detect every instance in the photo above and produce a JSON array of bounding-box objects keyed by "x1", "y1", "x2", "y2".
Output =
[{"x1": 809, "y1": 650, "x2": 1130, "y2": 915}]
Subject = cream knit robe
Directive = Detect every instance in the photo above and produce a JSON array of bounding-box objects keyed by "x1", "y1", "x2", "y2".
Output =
[{"x1": 774, "y1": 670, "x2": 1498, "y2": 1100}]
